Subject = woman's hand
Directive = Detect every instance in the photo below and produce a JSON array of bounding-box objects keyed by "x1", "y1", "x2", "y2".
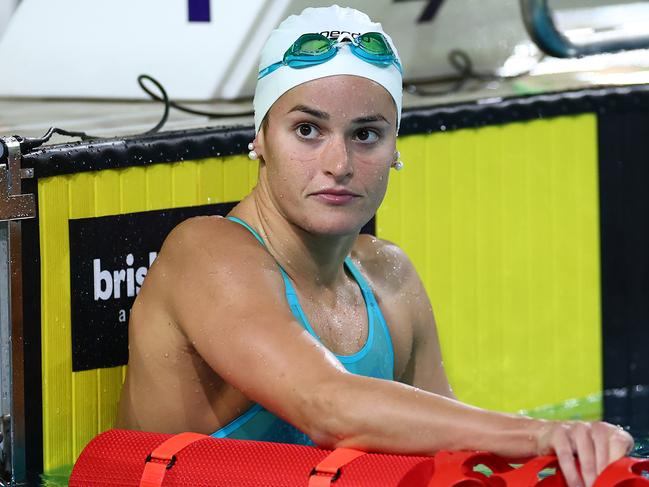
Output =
[{"x1": 535, "y1": 420, "x2": 634, "y2": 487}]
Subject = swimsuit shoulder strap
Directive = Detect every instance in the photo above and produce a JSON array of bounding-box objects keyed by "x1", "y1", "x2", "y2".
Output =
[
  {"x1": 226, "y1": 216, "x2": 298, "y2": 295},
  {"x1": 343, "y1": 257, "x2": 373, "y2": 296},
  {"x1": 226, "y1": 216, "x2": 266, "y2": 246}
]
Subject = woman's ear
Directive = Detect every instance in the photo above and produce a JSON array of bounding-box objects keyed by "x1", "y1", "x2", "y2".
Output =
[{"x1": 255, "y1": 128, "x2": 266, "y2": 164}]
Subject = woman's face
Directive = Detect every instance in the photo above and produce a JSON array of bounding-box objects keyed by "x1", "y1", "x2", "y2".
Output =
[{"x1": 256, "y1": 75, "x2": 398, "y2": 236}]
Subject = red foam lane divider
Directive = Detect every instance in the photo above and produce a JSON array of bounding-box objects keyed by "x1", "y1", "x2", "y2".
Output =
[
  {"x1": 427, "y1": 450, "x2": 513, "y2": 486},
  {"x1": 489, "y1": 455, "x2": 567, "y2": 487},
  {"x1": 594, "y1": 457, "x2": 649, "y2": 487},
  {"x1": 69, "y1": 429, "x2": 649, "y2": 486},
  {"x1": 69, "y1": 429, "x2": 436, "y2": 486}
]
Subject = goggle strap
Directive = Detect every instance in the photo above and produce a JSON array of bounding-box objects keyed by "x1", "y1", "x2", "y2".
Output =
[{"x1": 258, "y1": 61, "x2": 284, "y2": 79}]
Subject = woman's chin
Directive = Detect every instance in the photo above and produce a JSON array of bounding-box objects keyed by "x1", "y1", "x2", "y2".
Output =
[{"x1": 300, "y1": 213, "x2": 370, "y2": 237}]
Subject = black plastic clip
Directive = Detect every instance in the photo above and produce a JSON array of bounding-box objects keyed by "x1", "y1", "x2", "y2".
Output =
[
  {"x1": 145, "y1": 453, "x2": 177, "y2": 470},
  {"x1": 309, "y1": 466, "x2": 342, "y2": 482}
]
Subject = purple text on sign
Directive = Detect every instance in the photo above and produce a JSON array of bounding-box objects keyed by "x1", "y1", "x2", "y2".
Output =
[{"x1": 188, "y1": 0, "x2": 210, "y2": 22}]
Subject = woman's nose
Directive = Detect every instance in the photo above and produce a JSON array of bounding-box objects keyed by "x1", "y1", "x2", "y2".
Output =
[{"x1": 322, "y1": 135, "x2": 353, "y2": 181}]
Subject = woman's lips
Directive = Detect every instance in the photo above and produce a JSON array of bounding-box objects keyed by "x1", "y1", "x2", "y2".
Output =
[{"x1": 311, "y1": 190, "x2": 360, "y2": 205}]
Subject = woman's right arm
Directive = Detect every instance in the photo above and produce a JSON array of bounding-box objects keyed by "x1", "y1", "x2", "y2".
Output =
[{"x1": 167, "y1": 218, "x2": 633, "y2": 487}]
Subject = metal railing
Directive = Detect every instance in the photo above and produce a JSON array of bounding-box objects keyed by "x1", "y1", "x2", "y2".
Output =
[
  {"x1": 520, "y1": 0, "x2": 649, "y2": 57},
  {"x1": 1, "y1": 222, "x2": 10, "y2": 484},
  {"x1": 0, "y1": 136, "x2": 36, "y2": 484}
]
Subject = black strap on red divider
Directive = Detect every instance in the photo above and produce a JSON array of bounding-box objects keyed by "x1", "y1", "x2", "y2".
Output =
[
  {"x1": 139, "y1": 432, "x2": 209, "y2": 487},
  {"x1": 308, "y1": 448, "x2": 367, "y2": 486}
]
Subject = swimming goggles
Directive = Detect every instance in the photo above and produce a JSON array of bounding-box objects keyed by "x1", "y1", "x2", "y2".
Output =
[{"x1": 258, "y1": 32, "x2": 403, "y2": 80}]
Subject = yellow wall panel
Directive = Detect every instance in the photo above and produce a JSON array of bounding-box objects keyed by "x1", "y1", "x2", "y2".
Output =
[
  {"x1": 68, "y1": 173, "x2": 99, "y2": 462},
  {"x1": 224, "y1": 155, "x2": 256, "y2": 201},
  {"x1": 71, "y1": 369, "x2": 97, "y2": 461},
  {"x1": 197, "y1": 157, "x2": 224, "y2": 203},
  {"x1": 97, "y1": 367, "x2": 124, "y2": 433},
  {"x1": 379, "y1": 114, "x2": 601, "y2": 414},
  {"x1": 121, "y1": 166, "x2": 147, "y2": 211},
  {"x1": 40, "y1": 175, "x2": 73, "y2": 472},
  {"x1": 171, "y1": 161, "x2": 199, "y2": 207},
  {"x1": 145, "y1": 162, "x2": 173, "y2": 211},
  {"x1": 94, "y1": 169, "x2": 121, "y2": 215},
  {"x1": 38, "y1": 156, "x2": 259, "y2": 472}
]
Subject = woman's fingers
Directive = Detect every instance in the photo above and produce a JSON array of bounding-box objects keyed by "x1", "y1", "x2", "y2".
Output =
[
  {"x1": 534, "y1": 419, "x2": 634, "y2": 486},
  {"x1": 553, "y1": 425, "x2": 584, "y2": 487},
  {"x1": 572, "y1": 422, "x2": 597, "y2": 487},
  {"x1": 551, "y1": 421, "x2": 635, "y2": 487},
  {"x1": 607, "y1": 425, "x2": 634, "y2": 462},
  {"x1": 541, "y1": 421, "x2": 635, "y2": 487},
  {"x1": 590, "y1": 423, "x2": 610, "y2": 475},
  {"x1": 588, "y1": 422, "x2": 633, "y2": 472}
]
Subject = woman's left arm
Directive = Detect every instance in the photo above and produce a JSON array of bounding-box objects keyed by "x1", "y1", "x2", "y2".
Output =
[{"x1": 387, "y1": 247, "x2": 456, "y2": 399}]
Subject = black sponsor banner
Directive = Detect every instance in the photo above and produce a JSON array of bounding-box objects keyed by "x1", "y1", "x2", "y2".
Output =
[
  {"x1": 68, "y1": 203, "x2": 236, "y2": 371},
  {"x1": 599, "y1": 107, "x2": 649, "y2": 436},
  {"x1": 69, "y1": 207, "x2": 375, "y2": 372}
]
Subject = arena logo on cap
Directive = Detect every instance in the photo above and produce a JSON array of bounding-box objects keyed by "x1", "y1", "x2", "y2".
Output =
[{"x1": 319, "y1": 30, "x2": 361, "y2": 40}]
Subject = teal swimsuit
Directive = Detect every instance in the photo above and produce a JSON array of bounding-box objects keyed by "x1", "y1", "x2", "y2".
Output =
[{"x1": 211, "y1": 216, "x2": 395, "y2": 445}]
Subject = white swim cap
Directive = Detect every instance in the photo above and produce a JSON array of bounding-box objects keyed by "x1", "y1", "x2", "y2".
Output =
[{"x1": 253, "y1": 5, "x2": 403, "y2": 134}]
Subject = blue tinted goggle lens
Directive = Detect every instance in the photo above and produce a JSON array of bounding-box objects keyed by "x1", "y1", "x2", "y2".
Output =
[
  {"x1": 357, "y1": 33, "x2": 392, "y2": 55},
  {"x1": 290, "y1": 34, "x2": 334, "y2": 56}
]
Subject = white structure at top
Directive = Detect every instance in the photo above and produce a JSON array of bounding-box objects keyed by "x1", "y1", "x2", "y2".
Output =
[
  {"x1": 0, "y1": 0, "x2": 18, "y2": 41},
  {"x1": 0, "y1": 0, "x2": 645, "y2": 100}
]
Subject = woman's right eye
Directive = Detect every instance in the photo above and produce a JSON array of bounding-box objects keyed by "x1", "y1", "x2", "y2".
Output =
[{"x1": 295, "y1": 123, "x2": 320, "y2": 139}]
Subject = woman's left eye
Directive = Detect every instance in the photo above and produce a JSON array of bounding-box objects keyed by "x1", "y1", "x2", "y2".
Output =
[{"x1": 355, "y1": 128, "x2": 379, "y2": 143}]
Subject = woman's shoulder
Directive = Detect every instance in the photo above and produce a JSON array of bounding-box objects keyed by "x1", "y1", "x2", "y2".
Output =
[
  {"x1": 350, "y1": 234, "x2": 418, "y2": 293},
  {"x1": 164, "y1": 215, "x2": 237, "y2": 244},
  {"x1": 144, "y1": 215, "x2": 287, "y2": 326},
  {"x1": 162, "y1": 215, "x2": 261, "y2": 254},
  {"x1": 155, "y1": 215, "x2": 279, "y2": 281},
  {"x1": 352, "y1": 233, "x2": 403, "y2": 262}
]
